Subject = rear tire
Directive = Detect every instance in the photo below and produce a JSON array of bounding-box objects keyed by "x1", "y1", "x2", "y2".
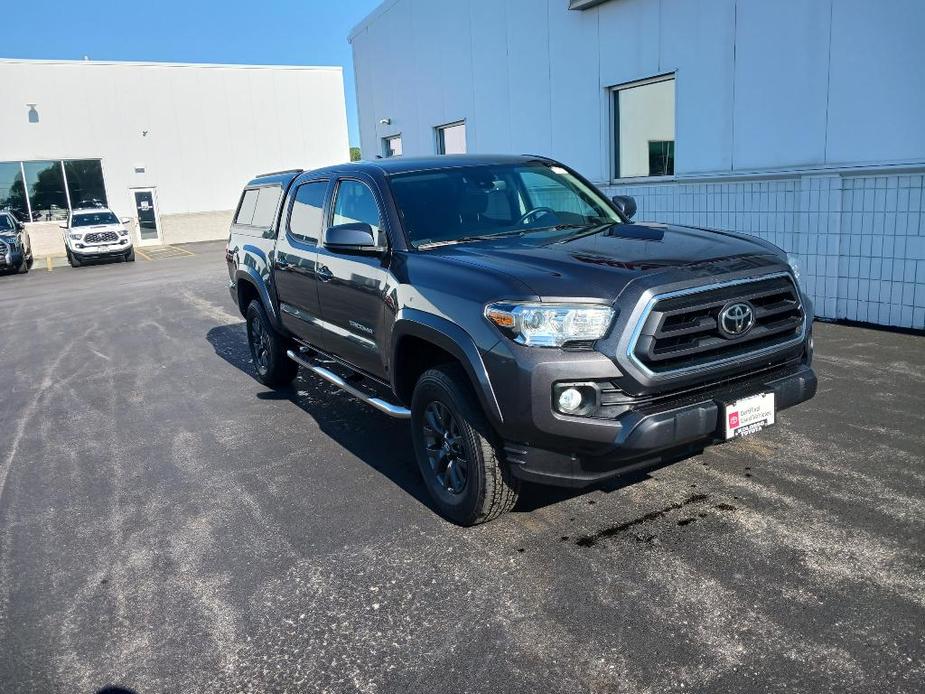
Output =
[
  {"x1": 245, "y1": 300, "x2": 298, "y2": 388},
  {"x1": 411, "y1": 364, "x2": 519, "y2": 526}
]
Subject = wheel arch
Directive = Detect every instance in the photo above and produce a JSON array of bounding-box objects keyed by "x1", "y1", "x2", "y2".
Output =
[
  {"x1": 391, "y1": 309, "x2": 503, "y2": 427},
  {"x1": 234, "y1": 266, "x2": 282, "y2": 331}
]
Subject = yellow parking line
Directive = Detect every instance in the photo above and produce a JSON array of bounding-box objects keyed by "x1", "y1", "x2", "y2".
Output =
[
  {"x1": 135, "y1": 248, "x2": 152, "y2": 261},
  {"x1": 175, "y1": 246, "x2": 196, "y2": 256}
]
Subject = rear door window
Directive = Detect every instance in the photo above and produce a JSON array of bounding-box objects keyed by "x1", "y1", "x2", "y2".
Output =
[{"x1": 287, "y1": 181, "x2": 328, "y2": 244}]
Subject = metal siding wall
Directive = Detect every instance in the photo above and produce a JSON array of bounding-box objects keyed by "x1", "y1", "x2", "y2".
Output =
[
  {"x1": 607, "y1": 174, "x2": 925, "y2": 329},
  {"x1": 349, "y1": 0, "x2": 925, "y2": 328},
  {"x1": 0, "y1": 61, "x2": 349, "y2": 222}
]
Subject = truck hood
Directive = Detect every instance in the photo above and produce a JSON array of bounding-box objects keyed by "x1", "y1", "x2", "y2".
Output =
[{"x1": 425, "y1": 222, "x2": 785, "y2": 301}]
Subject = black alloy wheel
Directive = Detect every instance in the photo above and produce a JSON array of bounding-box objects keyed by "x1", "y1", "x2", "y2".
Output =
[{"x1": 422, "y1": 401, "x2": 469, "y2": 495}]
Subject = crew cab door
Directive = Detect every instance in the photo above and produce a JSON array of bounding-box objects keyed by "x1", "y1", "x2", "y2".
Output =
[
  {"x1": 315, "y1": 176, "x2": 390, "y2": 378},
  {"x1": 273, "y1": 178, "x2": 331, "y2": 349}
]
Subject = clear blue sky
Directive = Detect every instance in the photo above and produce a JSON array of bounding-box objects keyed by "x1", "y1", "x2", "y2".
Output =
[{"x1": 0, "y1": 0, "x2": 382, "y2": 148}]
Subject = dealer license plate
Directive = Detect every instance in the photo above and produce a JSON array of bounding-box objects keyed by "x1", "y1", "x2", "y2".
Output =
[{"x1": 723, "y1": 392, "x2": 775, "y2": 439}]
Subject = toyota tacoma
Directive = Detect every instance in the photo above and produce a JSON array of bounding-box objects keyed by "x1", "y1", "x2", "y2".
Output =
[{"x1": 225, "y1": 155, "x2": 816, "y2": 525}]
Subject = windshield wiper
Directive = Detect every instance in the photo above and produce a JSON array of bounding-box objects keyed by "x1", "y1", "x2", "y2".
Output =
[
  {"x1": 416, "y1": 222, "x2": 609, "y2": 249},
  {"x1": 417, "y1": 229, "x2": 527, "y2": 249}
]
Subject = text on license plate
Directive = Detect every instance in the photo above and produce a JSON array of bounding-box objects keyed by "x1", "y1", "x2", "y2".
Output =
[{"x1": 724, "y1": 392, "x2": 775, "y2": 439}]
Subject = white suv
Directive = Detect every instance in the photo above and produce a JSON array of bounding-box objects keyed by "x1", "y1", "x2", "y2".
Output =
[{"x1": 61, "y1": 208, "x2": 135, "y2": 267}]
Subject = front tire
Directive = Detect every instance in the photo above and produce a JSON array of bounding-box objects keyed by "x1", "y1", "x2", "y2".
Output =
[
  {"x1": 245, "y1": 300, "x2": 298, "y2": 388},
  {"x1": 67, "y1": 249, "x2": 81, "y2": 268},
  {"x1": 411, "y1": 365, "x2": 519, "y2": 526},
  {"x1": 125, "y1": 248, "x2": 136, "y2": 262},
  {"x1": 17, "y1": 256, "x2": 28, "y2": 274}
]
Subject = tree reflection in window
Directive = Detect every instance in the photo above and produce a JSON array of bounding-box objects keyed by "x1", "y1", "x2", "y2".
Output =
[
  {"x1": 23, "y1": 161, "x2": 69, "y2": 221},
  {"x1": 0, "y1": 162, "x2": 28, "y2": 221},
  {"x1": 64, "y1": 160, "x2": 108, "y2": 209}
]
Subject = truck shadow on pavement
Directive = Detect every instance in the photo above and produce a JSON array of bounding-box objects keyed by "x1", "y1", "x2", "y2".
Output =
[{"x1": 206, "y1": 323, "x2": 657, "y2": 518}]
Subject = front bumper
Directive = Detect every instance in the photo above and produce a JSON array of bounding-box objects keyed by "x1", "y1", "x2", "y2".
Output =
[
  {"x1": 0, "y1": 248, "x2": 24, "y2": 269},
  {"x1": 500, "y1": 361, "x2": 817, "y2": 487},
  {"x1": 70, "y1": 241, "x2": 133, "y2": 258}
]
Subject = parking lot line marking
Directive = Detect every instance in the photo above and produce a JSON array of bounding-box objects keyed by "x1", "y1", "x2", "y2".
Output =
[
  {"x1": 175, "y1": 247, "x2": 196, "y2": 256},
  {"x1": 135, "y1": 248, "x2": 152, "y2": 261}
]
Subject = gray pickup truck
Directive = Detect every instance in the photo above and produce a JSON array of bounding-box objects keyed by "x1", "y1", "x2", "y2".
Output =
[{"x1": 226, "y1": 154, "x2": 816, "y2": 525}]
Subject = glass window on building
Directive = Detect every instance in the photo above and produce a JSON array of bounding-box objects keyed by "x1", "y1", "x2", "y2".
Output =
[
  {"x1": 64, "y1": 160, "x2": 108, "y2": 209},
  {"x1": 382, "y1": 134, "x2": 402, "y2": 158},
  {"x1": 436, "y1": 121, "x2": 466, "y2": 155},
  {"x1": 0, "y1": 162, "x2": 28, "y2": 221},
  {"x1": 612, "y1": 76, "x2": 675, "y2": 179},
  {"x1": 23, "y1": 161, "x2": 69, "y2": 221}
]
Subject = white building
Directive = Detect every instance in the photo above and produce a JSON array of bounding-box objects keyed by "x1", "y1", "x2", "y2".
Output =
[
  {"x1": 350, "y1": 0, "x2": 925, "y2": 329},
  {"x1": 0, "y1": 59, "x2": 350, "y2": 255}
]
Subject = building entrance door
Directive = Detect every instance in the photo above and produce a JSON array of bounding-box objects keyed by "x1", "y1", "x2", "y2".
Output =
[{"x1": 132, "y1": 188, "x2": 162, "y2": 246}]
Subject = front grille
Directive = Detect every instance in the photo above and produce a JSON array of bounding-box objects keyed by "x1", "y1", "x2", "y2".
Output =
[
  {"x1": 632, "y1": 274, "x2": 804, "y2": 374},
  {"x1": 84, "y1": 231, "x2": 119, "y2": 244}
]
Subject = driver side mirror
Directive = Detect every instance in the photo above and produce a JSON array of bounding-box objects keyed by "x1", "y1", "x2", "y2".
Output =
[
  {"x1": 611, "y1": 195, "x2": 637, "y2": 220},
  {"x1": 59, "y1": 222, "x2": 68, "y2": 229},
  {"x1": 324, "y1": 222, "x2": 385, "y2": 254},
  {"x1": 120, "y1": 217, "x2": 131, "y2": 225}
]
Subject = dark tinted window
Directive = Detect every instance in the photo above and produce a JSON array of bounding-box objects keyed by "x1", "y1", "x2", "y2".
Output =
[
  {"x1": 0, "y1": 162, "x2": 28, "y2": 220},
  {"x1": 251, "y1": 186, "x2": 282, "y2": 228},
  {"x1": 64, "y1": 160, "x2": 108, "y2": 208},
  {"x1": 73, "y1": 211, "x2": 119, "y2": 227},
  {"x1": 235, "y1": 189, "x2": 259, "y2": 224},
  {"x1": 389, "y1": 163, "x2": 620, "y2": 247},
  {"x1": 288, "y1": 181, "x2": 327, "y2": 244},
  {"x1": 332, "y1": 180, "x2": 382, "y2": 241},
  {"x1": 23, "y1": 161, "x2": 68, "y2": 221}
]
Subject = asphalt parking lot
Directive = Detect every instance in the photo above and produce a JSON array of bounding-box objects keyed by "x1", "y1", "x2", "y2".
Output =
[{"x1": 0, "y1": 241, "x2": 923, "y2": 693}]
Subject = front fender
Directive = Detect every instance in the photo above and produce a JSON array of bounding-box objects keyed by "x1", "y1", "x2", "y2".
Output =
[{"x1": 392, "y1": 308, "x2": 504, "y2": 426}]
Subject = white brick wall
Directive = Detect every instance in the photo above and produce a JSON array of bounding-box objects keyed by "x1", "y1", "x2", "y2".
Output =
[{"x1": 606, "y1": 170, "x2": 925, "y2": 330}]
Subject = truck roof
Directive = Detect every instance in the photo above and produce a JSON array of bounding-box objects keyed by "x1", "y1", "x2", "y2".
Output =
[{"x1": 244, "y1": 154, "x2": 555, "y2": 189}]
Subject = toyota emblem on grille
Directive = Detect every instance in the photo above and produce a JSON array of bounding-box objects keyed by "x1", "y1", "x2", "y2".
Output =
[{"x1": 718, "y1": 301, "x2": 755, "y2": 338}]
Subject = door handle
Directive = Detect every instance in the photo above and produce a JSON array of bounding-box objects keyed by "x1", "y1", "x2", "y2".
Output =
[
  {"x1": 316, "y1": 265, "x2": 334, "y2": 282},
  {"x1": 275, "y1": 260, "x2": 293, "y2": 271}
]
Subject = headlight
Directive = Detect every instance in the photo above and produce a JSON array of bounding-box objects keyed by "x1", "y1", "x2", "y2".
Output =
[
  {"x1": 69, "y1": 233, "x2": 82, "y2": 241},
  {"x1": 485, "y1": 302, "x2": 615, "y2": 347},
  {"x1": 787, "y1": 253, "x2": 803, "y2": 288},
  {"x1": 118, "y1": 228, "x2": 129, "y2": 237}
]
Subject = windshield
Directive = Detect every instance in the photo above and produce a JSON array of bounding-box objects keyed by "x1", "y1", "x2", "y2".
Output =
[
  {"x1": 73, "y1": 212, "x2": 119, "y2": 227},
  {"x1": 389, "y1": 163, "x2": 622, "y2": 247},
  {"x1": 0, "y1": 215, "x2": 13, "y2": 231}
]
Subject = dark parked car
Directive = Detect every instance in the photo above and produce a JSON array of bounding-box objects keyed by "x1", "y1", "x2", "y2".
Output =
[
  {"x1": 226, "y1": 155, "x2": 816, "y2": 525},
  {"x1": 0, "y1": 209, "x2": 33, "y2": 274}
]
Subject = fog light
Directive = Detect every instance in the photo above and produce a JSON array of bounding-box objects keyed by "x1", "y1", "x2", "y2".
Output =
[{"x1": 557, "y1": 387, "x2": 584, "y2": 413}]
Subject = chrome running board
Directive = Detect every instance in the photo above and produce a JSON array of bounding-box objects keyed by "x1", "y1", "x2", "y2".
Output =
[{"x1": 286, "y1": 349, "x2": 411, "y2": 419}]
